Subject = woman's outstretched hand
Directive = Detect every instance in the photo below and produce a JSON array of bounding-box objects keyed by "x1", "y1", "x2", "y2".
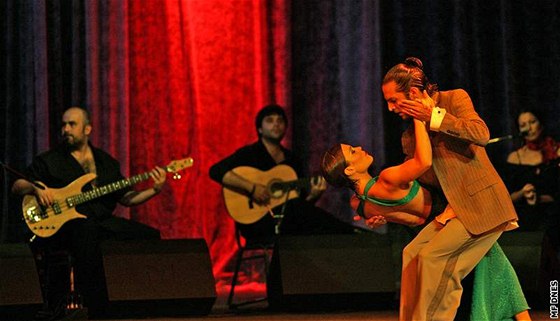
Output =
[{"x1": 354, "y1": 214, "x2": 387, "y2": 229}]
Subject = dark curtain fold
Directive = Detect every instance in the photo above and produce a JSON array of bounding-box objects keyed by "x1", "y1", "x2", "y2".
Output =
[
  {"x1": 2, "y1": 0, "x2": 85, "y2": 242},
  {"x1": 291, "y1": 0, "x2": 386, "y2": 222},
  {"x1": 2, "y1": 0, "x2": 559, "y2": 289}
]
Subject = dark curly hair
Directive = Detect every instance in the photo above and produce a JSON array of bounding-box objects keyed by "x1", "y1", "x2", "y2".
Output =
[{"x1": 255, "y1": 104, "x2": 287, "y2": 137}]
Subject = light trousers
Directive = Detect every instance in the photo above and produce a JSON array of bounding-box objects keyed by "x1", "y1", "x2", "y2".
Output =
[{"x1": 399, "y1": 218, "x2": 505, "y2": 321}]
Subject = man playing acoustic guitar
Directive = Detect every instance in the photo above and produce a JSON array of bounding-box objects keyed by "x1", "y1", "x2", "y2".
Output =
[
  {"x1": 209, "y1": 104, "x2": 355, "y2": 246},
  {"x1": 11, "y1": 107, "x2": 167, "y2": 319}
]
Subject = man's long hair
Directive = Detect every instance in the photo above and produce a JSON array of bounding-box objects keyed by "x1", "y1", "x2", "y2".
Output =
[{"x1": 383, "y1": 57, "x2": 438, "y2": 96}]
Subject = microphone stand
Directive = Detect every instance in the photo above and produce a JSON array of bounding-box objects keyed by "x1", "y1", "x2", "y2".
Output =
[
  {"x1": 271, "y1": 181, "x2": 305, "y2": 236},
  {"x1": 273, "y1": 188, "x2": 291, "y2": 236}
]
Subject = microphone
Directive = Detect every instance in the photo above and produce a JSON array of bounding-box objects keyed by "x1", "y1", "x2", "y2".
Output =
[
  {"x1": 487, "y1": 130, "x2": 529, "y2": 144},
  {"x1": 487, "y1": 135, "x2": 513, "y2": 144}
]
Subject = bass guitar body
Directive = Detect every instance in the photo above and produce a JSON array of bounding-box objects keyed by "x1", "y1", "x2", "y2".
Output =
[{"x1": 22, "y1": 174, "x2": 94, "y2": 238}]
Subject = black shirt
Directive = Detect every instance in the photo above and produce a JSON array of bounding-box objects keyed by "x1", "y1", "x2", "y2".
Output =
[
  {"x1": 25, "y1": 143, "x2": 131, "y2": 221},
  {"x1": 209, "y1": 140, "x2": 303, "y2": 183}
]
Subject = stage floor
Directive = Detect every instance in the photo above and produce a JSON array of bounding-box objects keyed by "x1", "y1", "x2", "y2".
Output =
[
  {"x1": 100, "y1": 311, "x2": 398, "y2": 321},
  {"x1": 95, "y1": 309, "x2": 551, "y2": 321},
  {"x1": 89, "y1": 279, "x2": 552, "y2": 321}
]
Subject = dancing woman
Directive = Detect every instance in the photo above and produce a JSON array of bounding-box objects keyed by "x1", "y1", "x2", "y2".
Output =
[{"x1": 321, "y1": 118, "x2": 531, "y2": 321}]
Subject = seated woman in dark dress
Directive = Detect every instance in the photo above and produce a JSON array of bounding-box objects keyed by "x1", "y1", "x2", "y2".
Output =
[{"x1": 505, "y1": 109, "x2": 560, "y2": 307}]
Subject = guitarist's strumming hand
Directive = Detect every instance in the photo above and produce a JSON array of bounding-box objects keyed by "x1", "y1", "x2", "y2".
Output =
[
  {"x1": 251, "y1": 183, "x2": 270, "y2": 205},
  {"x1": 33, "y1": 182, "x2": 55, "y2": 207}
]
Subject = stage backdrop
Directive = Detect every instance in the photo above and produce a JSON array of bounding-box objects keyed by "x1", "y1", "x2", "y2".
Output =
[
  {"x1": 1, "y1": 0, "x2": 559, "y2": 291},
  {"x1": 0, "y1": 0, "x2": 291, "y2": 286}
]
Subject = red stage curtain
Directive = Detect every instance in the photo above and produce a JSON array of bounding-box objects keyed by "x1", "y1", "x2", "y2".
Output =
[{"x1": 85, "y1": 0, "x2": 290, "y2": 285}]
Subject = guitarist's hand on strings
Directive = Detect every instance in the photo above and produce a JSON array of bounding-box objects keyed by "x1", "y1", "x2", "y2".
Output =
[
  {"x1": 251, "y1": 183, "x2": 270, "y2": 205},
  {"x1": 33, "y1": 182, "x2": 55, "y2": 206},
  {"x1": 149, "y1": 166, "x2": 167, "y2": 193},
  {"x1": 121, "y1": 166, "x2": 168, "y2": 206}
]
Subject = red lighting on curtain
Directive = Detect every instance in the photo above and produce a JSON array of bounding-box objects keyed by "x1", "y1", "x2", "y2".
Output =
[{"x1": 85, "y1": 0, "x2": 290, "y2": 287}]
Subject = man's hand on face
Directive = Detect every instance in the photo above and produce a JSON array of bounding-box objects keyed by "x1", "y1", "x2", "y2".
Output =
[{"x1": 400, "y1": 90, "x2": 434, "y2": 122}]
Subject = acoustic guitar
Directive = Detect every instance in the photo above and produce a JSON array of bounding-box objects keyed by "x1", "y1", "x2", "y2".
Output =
[
  {"x1": 222, "y1": 165, "x2": 316, "y2": 224},
  {"x1": 22, "y1": 157, "x2": 193, "y2": 238}
]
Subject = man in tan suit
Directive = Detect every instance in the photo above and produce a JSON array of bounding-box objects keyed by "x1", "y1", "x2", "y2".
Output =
[{"x1": 381, "y1": 57, "x2": 519, "y2": 321}]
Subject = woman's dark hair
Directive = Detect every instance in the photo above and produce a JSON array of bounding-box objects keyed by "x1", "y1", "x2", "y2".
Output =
[
  {"x1": 321, "y1": 144, "x2": 356, "y2": 189},
  {"x1": 515, "y1": 108, "x2": 559, "y2": 162},
  {"x1": 255, "y1": 104, "x2": 287, "y2": 136},
  {"x1": 382, "y1": 57, "x2": 438, "y2": 96},
  {"x1": 516, "y1": 108, "x2": 545, "y2": 129},
  {"x1": 515, "y1": 108, "x2": 551, "y2": 140}
]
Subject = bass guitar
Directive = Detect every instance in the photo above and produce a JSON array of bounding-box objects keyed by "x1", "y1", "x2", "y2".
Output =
[
  {"x1": 222, "y1": 165, "x2": 317, "y2": 224},
  {"x1": 22, "y1": 157, "x2": 193, "y2": 238}
]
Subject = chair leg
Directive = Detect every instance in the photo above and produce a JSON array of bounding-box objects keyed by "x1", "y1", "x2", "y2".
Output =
[
  {"x1": 228, "y1": 247, "x2": 272, "y2": 310},
  {"x1": 263, "y1": 249, "x2": 270, "y2": 279},
  {"x1": 227, "y1": 249, "x2": 244, "y2": 308}
]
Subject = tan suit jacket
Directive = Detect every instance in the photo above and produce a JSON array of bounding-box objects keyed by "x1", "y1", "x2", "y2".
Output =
[{"x1": 402, "y1": 89, "x2": 518, "y2": 235}]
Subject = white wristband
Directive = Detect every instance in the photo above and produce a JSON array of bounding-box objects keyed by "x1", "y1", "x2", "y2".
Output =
[{"x1": 430, "y1": 107, "x2": 446, "y2": 131}]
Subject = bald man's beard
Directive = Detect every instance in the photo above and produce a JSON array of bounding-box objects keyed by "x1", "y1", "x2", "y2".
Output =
[{"x1": 63, "y1": 134, "x2": 86, "y2": 150}]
